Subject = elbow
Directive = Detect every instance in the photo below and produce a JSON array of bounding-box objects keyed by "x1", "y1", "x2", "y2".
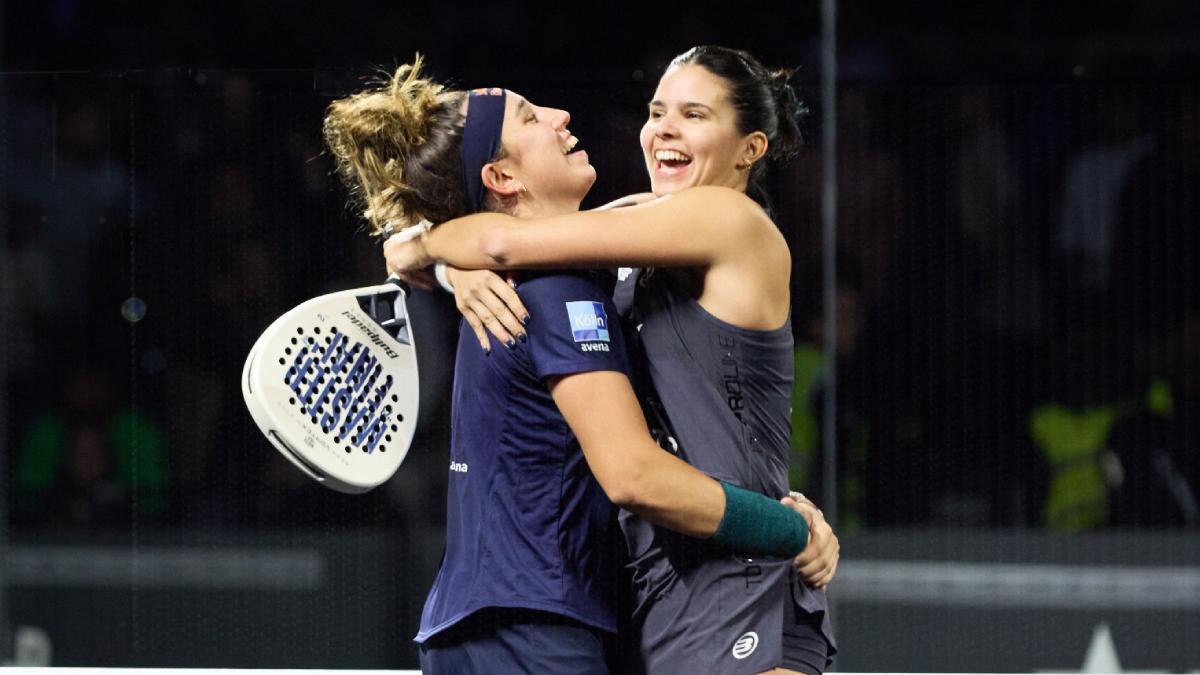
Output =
[
  {"x1": 601, "y1": 464, "x2": 651, "y2": 510},
  {"x1": 605, "y1": 484, "x2": 642, "y2": 510},
  {"x1": 480, "y1": 228, "x2": 514, "y2": 267}
]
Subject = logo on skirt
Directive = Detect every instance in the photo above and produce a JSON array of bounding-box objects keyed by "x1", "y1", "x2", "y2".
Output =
[{"x1": 732, "y1": 631, "x2": 759, "y2": 659}]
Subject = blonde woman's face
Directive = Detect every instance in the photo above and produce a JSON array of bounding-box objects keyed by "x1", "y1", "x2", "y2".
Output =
[
  {"x1": 640, "y1": 64, "x2": 749, "y2": 195},
  {"x1": 497, "y1": 91, "x2": 595, "y2": 207}
]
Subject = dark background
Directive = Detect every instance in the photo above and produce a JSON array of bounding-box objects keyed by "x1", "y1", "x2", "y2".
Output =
[{"x1": 3, "y1": 0, "x2": 1199, "y2": 671}]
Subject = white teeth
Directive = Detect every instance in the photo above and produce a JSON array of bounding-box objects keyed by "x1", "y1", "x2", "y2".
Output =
[
  {"x1": 655, "y1": 149, "x2": 691, "y2": 162},
  {"x1": 563, "y1": 136, "x2": 578, "y2": 154}
]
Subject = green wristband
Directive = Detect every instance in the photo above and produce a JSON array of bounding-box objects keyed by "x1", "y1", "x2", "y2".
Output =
[{"x1": 710, "y1": 481, "x2": 809, "y2": 557}]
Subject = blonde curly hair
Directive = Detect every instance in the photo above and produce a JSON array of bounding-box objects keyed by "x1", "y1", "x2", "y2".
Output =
[{"x1": 323, "y1": 55, "x2": 471, "y2": 236}]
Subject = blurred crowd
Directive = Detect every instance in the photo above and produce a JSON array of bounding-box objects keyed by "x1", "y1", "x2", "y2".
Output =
[
  {"x1": 778, "y1": 84, "x2": 1200, "y2": 531},
  {"x1": 3, "y1": 51, "x2": 1197, "y2": 535}
]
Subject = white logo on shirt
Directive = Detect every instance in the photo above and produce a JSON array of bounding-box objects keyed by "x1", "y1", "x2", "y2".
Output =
[
  {"x1": 565, "y1": 301, "x2": 610, "y2": 343},
  {"x1": 732, "y1": 631, "x2": 758, "y2": 659},
  {"x1": 449, "y1": 461, "x2": 469, "y2": 473}
]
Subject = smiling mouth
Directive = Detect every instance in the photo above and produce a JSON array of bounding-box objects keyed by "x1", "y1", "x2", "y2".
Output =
[
  {"x1": 562, "y1": 135, "x2": 580, "y2": 155},
  {"x1": 653, "y1": 149, "x2": 692, "y2": 174}
]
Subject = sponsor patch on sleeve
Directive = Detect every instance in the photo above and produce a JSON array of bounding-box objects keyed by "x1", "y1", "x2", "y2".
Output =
[{"x1": 565, "y1": 301, "x2": 610, "y2": 343}]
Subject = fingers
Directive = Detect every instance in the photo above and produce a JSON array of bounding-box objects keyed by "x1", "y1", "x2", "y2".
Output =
[
  {"x1": 788, "y1": 490, "x2": 819, "y2": 511},
  {"x1": 815, "y1": 554, "x2": 839, "y2": 588},
  {"x1": 466, "y1": 296, "x2": 516, "y2": 347},
  {"x1": 452, "y1": 270, "x2": 529, "y2": 351},
  {"x1": 810, "y1": 527, "x2": 839, "y2": 588},
  {"x1": 491, "y1": 275, "x2": 530, "y2": 329},
  {"x1": 482, "y1": 277, "x2": 528, "y2": 343},
  {"x1": 460, "y1": 305, "x2": 492, "y2": 353},
  {"x1": 784, "y1": 496, "x2": 839, "y2": 588},
  {"x1": 798, "y1": 539, "x2": 838, "y2": 586},
  {"x1": 798, "y1": 551, "x2": 834, "y2": 587},
  {"x1": 803, "y1": 541, "x2": 839, "y2": 589}
]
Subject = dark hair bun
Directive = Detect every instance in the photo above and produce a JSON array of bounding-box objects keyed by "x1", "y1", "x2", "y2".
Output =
[{"x1": 765, "y1": 68, "x2": 807, "y2": 162}]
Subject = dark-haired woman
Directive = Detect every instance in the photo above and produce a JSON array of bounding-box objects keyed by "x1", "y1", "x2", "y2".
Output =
[
  {"x1": 326, "y1": 56, "x2": 831, "y2": 675},
  {"x1": 385, "y1": 46, "x2": 837, "y2": 674}
]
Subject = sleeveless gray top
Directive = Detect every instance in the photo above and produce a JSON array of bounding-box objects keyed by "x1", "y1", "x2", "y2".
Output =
[
  {"x1": 613, "y1": 266, "x2": 793, "y2": 493},
  {"x1": 613, "y1": 266, "x2": 795, "y2": 610}
]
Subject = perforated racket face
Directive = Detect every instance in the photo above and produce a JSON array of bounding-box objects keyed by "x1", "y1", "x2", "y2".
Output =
[{"x1": 242, "y1": 281, "x2": 419, "y2": 493}]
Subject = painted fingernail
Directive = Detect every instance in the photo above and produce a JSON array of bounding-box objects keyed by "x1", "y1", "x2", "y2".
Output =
[
  {"x1": 521, "y1": 314, "x2": 531, "y2": 324},
  {"x1": 505, "y1": 339, "x2": 516, "y2": 349},
  {"x1": 517, "y1": 333, "x2": 528, "y2": 343}
]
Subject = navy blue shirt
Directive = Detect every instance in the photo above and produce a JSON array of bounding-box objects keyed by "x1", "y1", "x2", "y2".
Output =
[{"x1": 416, "y1": 271, "x2": 632, "y2": 642}]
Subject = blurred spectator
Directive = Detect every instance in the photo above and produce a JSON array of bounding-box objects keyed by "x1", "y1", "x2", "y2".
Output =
[
  {"x1": 1029, "y1": 86, "x2": 1198, "y2": 530},
  {"x1": 1054, "y1": 96, "x2": 1155, "y2": 316},
  {"x1": 14, "y1": 363, "x2": 168, "y2": 528},
  {"x1": 174, "y1": 236, "x2": 288, "y2": 528},
  {"x1": 952, "y1": 87, "x2": 1047, "y2": 339},
  {"x1": 1111, "y1": 89, "x2": 1200, "y2": 343},
  {"x1": 3, "y1": 203, "x2": 55, "y2": 390},
  {"x1": 5, "y1": 57, "x2": 1197, "y2": 539},
  {"x1": 933, "y1": 86, "x2": 1051, "y2": 527},
  {"x1": 800, "y1": 89, "x2": 910, "y2": 311},
  {"x1": 781, "y1": 88, "x2": 942, "y2": 526},
  {"x1": 790, "y1": 254, "x2": 870, "y2": 532},
  {"x1": 7, "y1": 95, "x2": 125, "y2": 329},
  {"x1": 1027, "y1": 328, "x2": 1135, "y2": 531},
  {"x1": 1105, "y1": 88, "x2": 1200, "y2": 527}
]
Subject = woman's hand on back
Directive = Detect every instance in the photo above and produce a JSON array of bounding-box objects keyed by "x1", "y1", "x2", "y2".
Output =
[
  {"x1": 446, "y1": 268, "x2": 530, "y2": 352},
  {"x1": 784, "y1": 493, "x2": 839, "y2": 589}
]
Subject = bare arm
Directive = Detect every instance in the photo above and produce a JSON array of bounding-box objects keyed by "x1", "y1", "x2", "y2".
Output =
[
  {"x1": 549, "y1": 370, "x2": 727, "y2": 536},
  {"x1": 551, "y1": 370, "x2": 839, "y2": 579},
  {"x1": 386, "y1": 186, "x2": 791, "y2": 329},
  {"x1": 385, "y1": 186, "x2": 780, "y2": 273}
]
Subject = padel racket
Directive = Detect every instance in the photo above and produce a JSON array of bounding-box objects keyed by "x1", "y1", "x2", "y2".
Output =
[{"x1": 241, "y1": 276, "x2": 419, "y2": 493}]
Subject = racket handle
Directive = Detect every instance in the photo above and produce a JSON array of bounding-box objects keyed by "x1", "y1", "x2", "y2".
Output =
[{"x1": 385, "y1": 274, "x2": 410, "y2": 295}]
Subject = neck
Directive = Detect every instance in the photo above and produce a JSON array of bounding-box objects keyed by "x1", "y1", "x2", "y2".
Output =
[
  {"x1": 727, "y1": 171, "x2": 751, "y2": 193},
  {"x1": 513, "y1": 196, "x2": 582, "y2": 219}
]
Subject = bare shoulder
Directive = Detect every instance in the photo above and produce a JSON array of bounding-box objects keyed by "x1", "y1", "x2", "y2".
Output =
[
  {"x1": 684, "y1": 187, "x2": 791, "y2": 327},
  {"x1": 667, "y1": 184, "x2": 777, "y2": 246},
  {"x1": 665, "y1": 186, "x2": 775, "y2": 235},
  {"x1": 672, "y1": 185, "x2": 759, "y2": 210}
]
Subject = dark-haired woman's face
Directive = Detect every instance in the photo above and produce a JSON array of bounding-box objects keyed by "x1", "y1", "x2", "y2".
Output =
[{"x1": 640, "y1": 64, "x2": 752, "y2": 195}]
